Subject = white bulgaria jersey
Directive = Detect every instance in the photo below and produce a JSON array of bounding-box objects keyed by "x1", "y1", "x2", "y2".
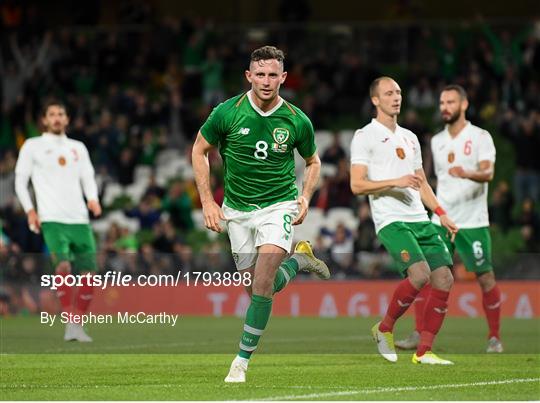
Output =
[
  {"x1": 15, "y1": 133, "x2": 98, "y2": 224},
  {"x1": 431, "y1": 122, "x2": 495, "y2": 228},
  {"x1": 350, "y1": 119, "x2": 429, "y2": 233}
]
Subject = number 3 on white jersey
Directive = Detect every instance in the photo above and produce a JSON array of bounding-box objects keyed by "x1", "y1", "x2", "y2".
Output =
[{"x1": 254, "y1": 140, "x2": 268, "y2": 160}]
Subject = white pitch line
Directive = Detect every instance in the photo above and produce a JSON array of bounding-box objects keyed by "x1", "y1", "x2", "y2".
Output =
[
  {"x1": 255, "y1": 377, "x2": 540, "y2": 401},
  {"x1": 4, "y1": 378, "x2": 539, "y2": 396}
]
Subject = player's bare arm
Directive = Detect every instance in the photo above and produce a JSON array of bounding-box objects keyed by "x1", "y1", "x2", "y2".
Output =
[
  {"x1": 192, "y1": 131, "x2": 225, "y2": 232},
  {"x1": 416, "y1": 168, "x2": 458, "y2": 241},
  {"x1": 448, "y1": 160, "x2": 494, "y2": 183},
  {"x1": 26, "y1": 208, "x2": 41, "y2": 233},
  {"x1": 350, "y1": 164, "x2": 421, "y2": 195},
  {"x1": 87, "y1": 200, "x2": 102, "y2": 217},
  {"x1": 293, "y1": 153, "x2": 321, "y2": 225}
]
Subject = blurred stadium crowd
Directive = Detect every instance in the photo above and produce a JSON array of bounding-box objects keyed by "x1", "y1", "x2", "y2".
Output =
[{"x1": 1, "y1": 2, "x2": 539, "y2": 298}]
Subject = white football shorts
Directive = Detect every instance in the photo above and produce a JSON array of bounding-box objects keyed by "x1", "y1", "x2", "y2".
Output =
[{"x1": 223, "y1": 200, "x2": 299, "y2": 270}]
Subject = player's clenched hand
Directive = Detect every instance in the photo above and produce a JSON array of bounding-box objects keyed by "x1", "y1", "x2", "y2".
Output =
[
  {"x1": 293, "y1": 196, "x2": 309, "y2": 225},
  {"x1": 202, "y1": 200, "x2": 226, "y2": 232},
  {"x1": 448, "y1": 166, "x2": 467, "y2": 178},
  {"x1": 394, "y1": 174, "x2": 422, "y2": 190},
  {"x1": 27, "y1": 209, "x2": 41, "y2": 234},
  {"x1": 87, "y1": 200, "x2": 102, "y2": 217},
  {"x1": 440, "y1": 214, "x2": 459, "y2": 242}
]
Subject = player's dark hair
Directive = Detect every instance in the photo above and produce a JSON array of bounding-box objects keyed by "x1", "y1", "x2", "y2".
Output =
[
  {"x1": 369, "y1": 76, "x2": 395, "y2": 98},
  {"x1": 42, "y1": 100, "x2": 68, "y2": 116},
  {"x1": 250, "y1": 46, "x2": 285, "y2": 66},
  {"x1": 443, "y1": 84, "x2": 467, "y2": 100}
]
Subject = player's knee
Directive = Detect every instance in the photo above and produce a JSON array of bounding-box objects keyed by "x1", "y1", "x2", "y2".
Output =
[
  {"x1": 413, "y1": 273, "x2": 430, "y2": 289},
  {"x1": 55, "y1": 261, "x2": 71, "y2": 274},
  {"x1": 408, "y1": 266, "x2": 430, "y2": 288},
  {"x1": 432, "y1": 267, "x2": 454, "y2": 291},
  {"x1": 252, "y1": 276, "x2": 274, "y2": 297},
  {"x1": 477, "y1": 271, "x2": 495, "y2": 292},
  {"x1": 242, "y1": 269, "x2": 254, "y2": 297},
  {"x1": 444, "y1": 271, "x2": 454, "y2": 289}
]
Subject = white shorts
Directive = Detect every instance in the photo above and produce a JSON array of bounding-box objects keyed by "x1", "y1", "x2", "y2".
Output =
[{"x1": 223, "y1": 200, "x2": 299, "y2": 270}]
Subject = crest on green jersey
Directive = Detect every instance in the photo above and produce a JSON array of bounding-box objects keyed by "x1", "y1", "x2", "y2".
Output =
[{"x1": 272, "y1": 128, "x2": 290, "y2": 144}]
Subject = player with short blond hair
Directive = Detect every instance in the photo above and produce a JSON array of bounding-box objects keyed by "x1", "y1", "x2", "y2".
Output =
[{"x1": 350, "y1": 77, "x2": 458, "y2": 365}]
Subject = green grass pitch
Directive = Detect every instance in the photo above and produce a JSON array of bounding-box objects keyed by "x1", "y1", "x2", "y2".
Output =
[{"x1": 1, "y1": 316, "x2": 539, "y2": 400}]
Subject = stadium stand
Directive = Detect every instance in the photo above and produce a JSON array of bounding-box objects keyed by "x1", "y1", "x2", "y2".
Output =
[{"x1": 1, "y1": 4, "x2": 539, "y2": 285}]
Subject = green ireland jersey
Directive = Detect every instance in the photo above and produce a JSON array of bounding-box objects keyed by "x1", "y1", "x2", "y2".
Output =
[{"x1": 200, "y1": 91, "x2": 316, "y2": 211}]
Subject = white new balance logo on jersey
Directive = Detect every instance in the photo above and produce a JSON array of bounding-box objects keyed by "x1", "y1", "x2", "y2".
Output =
[
  {"x1": 239, "y1": 128, "x2": 250, "y2": 135},
  {"x1": 397, "y1": 300, "x2": 411, "y2": 307},
  {"x1": 434, "y1": 307, "x2": 448, "y2": 314}
]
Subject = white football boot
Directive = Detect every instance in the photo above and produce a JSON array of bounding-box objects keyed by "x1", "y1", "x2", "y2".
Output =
[
  {"x1": 486, "y1": 337, "x2": 503, "y2": 353},
  {"x1": 412, "y1": 351, "x2": 454, "y2": 365},
  {"x1": 371, "y1": 322, "x2": 398, "y2": 362},
  {"x1": 64, "y1": 323, "x2": 93, "y2": 342},
  {"x1": 224, "y1": 356, "x2": 249, "y2": 383}
]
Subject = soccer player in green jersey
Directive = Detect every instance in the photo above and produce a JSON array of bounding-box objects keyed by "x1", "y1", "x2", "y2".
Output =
[{"x1": 192, "y1": 46, "x2": 330, "y2": 382}]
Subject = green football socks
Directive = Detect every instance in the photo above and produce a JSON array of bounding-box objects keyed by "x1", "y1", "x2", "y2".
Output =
[
  {"x1": 238, "y1": 294, "x2": 273, "y2": 359},
  {"x1": 272, "y1": 258, "x2": 299, "y2": 294},
  {"x1": 237, "y1": 258, "x2": 300, "y2": 359}
]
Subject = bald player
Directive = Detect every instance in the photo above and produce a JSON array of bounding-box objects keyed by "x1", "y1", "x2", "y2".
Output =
[{"x1": 350, "y1": 77, "x2": 458, "y2": 365}]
